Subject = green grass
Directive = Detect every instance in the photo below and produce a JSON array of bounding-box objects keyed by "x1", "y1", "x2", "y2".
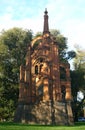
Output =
[{"x1": 0, "y1": 122, "x2": 85, "y2": 130}]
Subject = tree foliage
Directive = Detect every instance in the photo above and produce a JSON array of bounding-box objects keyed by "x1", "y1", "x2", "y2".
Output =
[
  {"x1": 0, "y1": 28, "x2": 32, "y2": 121},
  {"x1": 72, "y1": 46, "x2": 85, "y2": 93},
  {"x1": 71, "y1": 46, "x2": 85, "y2": 121}
]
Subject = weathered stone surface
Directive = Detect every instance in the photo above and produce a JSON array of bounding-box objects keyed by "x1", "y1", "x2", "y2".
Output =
[
  {"x1": 14, "y1": 101, "x2": 73, "y2": 125},
  {"x1": 14, "y1": 9, "x2": 74, "y2": 125}
]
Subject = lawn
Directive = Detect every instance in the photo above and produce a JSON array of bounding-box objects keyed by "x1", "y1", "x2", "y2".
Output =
[{"x1": 0, "y1": 122, "x2": 85, "y2": 130}]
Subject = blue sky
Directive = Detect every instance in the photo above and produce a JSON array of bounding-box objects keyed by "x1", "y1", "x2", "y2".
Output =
[{"x1": 0, "y1": 0, "x2": 85, "y2": 51}]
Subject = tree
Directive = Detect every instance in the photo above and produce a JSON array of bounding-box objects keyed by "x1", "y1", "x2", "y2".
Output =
[
  {"x1": 0, "y1": 28, "x2": 32, "y2": 121},
  {"x1": 72, "y1": 46, "x2": 85, "y2": 93},
  {"x1": 71, "y1": 46, "x2": 85, "y2": 121},
  {"x1": 73, "y1": 46, "x2": 85, "y2": 70}
]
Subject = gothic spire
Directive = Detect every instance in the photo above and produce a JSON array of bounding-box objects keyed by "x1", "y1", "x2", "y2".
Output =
[{"x1": 43, "y1": 8, "x2": 49, "y2": 34}]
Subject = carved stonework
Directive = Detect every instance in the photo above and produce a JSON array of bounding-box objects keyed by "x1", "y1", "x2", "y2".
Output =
[{"x1": 14, "y1": 9, "x2": 74, "y2": 125}]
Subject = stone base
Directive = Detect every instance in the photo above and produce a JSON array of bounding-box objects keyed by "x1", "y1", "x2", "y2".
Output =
[{"x1": 14, "y1": 100, "x2": 74, "y2": 125}]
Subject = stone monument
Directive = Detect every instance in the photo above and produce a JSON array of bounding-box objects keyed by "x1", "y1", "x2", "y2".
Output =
[{"x1": 14, "y1": 9, "x2": 74, "y2": 125}]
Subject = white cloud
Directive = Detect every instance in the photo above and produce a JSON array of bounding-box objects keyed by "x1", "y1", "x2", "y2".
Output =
[
  {"x1": 0, "y1": 14, "x2": 43, "y2": 34},
  {"x1": 0, "y1": 0, "x2": 85, "y2": 70},
  {"x1": 62, "y1": 19, "x2": 85, "y2": 49},
  {"x1": 0, "y1": 0, "x2": 85, "y2": 51}
]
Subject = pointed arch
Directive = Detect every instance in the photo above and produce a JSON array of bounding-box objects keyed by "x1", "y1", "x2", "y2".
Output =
[{"x1": 35, "y1": 65, "x2": 38, "y2": 74}]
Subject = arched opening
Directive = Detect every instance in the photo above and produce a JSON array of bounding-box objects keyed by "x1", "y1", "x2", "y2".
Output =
[
  {"x1": 61, "y1": 85, "x2": 66, "y2": 101},
  {"x1": 60, "y1": 66, "x2": 66, "y2": 80},
  {"x1": 36, "y1": 83, "x2": 43, "y2": 102}
]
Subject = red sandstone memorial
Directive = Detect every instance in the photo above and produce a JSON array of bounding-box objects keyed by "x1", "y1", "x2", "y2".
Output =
[{"x1": 14, "y1": 9, "x2": 74, "y2": 125}]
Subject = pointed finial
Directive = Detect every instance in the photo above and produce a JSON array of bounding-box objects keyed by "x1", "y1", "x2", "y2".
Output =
[{"x1": 44, "y1": 8, "x2": 48, "y2": 15}]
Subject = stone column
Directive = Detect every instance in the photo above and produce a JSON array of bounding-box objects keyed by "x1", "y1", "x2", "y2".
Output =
[
  {"x1": 19, "y1": 65, "x2": 25, "y2": 101},
  {"x1": 20, "y1": 65, "x2": 25, "y2": 81},
  {"x1": 24, "y1": 66, "x2": 29, "y2": 83},
  {"x1": 65, "y1": 82, "x2": 72, "y2": 100},
  {"x1": 65, "y1": 64, "x2": 72, "y2": 101},
  {"x1": 43, "y1": 78, "x2": 49, "y2": 101},
  {"x1": 66, "y1": 64, "x2": 71, "y2": 81},
  {"x1": 66, "y1": 101, "x2": 74, "y2": 125}
]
